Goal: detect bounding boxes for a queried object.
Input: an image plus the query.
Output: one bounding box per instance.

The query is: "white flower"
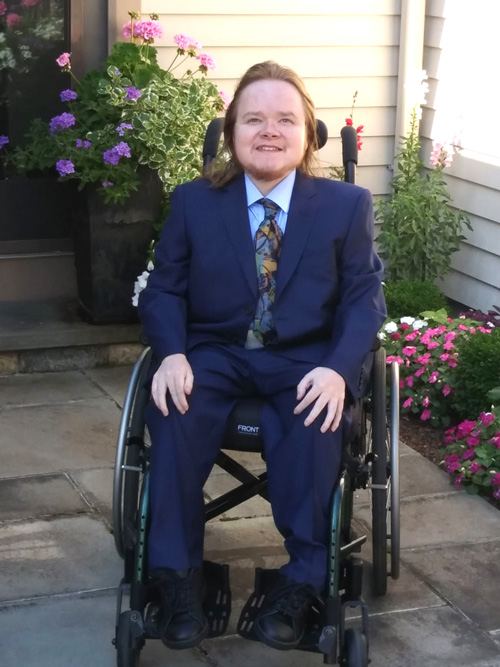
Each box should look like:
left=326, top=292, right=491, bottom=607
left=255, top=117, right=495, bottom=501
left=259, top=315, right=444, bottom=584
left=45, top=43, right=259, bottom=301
left=487, top=321, right=494, bottom=328
left=412, top=319, right=428, bottom=330
left=384, top=321, right=398, bottom=334
left=378, top=331, right=386, bottom=340
left=400, top=316, right=415, bottom=326
left=147, top=260, right=155, bottom=271
left=132, top=270, right=150, bottom=306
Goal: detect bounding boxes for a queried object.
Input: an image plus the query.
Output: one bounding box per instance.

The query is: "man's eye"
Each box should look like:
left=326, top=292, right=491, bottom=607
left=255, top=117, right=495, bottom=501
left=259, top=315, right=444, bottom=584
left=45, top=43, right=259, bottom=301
left=248, top=118, right=260, bottom=124
left=280, top=118, right=292, bottom=124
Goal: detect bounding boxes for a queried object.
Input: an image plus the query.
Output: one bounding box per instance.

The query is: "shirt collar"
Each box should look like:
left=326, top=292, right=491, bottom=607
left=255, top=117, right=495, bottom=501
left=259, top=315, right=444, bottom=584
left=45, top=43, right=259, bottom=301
left=244, top=170, right=296, bottom=214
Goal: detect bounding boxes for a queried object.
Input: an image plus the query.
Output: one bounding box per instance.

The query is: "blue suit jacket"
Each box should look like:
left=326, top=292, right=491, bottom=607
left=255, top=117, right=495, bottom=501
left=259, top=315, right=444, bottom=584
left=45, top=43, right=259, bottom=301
left=138, top=171, right=386, bottom=400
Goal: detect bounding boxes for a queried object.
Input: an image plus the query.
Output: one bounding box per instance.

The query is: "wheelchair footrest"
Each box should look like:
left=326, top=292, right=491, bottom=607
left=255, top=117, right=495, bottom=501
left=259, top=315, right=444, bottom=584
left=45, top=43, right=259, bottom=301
left=143, top=560, right=231, bottom=640
left=237, top=568, right=323, bottom=653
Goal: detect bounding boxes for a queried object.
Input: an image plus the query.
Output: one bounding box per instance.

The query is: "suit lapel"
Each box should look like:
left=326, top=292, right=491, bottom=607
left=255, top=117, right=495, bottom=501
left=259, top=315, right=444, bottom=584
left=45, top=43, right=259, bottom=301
left=276, top=172, right=317, bottom=300
left=220, top=175, right=258, bottom=296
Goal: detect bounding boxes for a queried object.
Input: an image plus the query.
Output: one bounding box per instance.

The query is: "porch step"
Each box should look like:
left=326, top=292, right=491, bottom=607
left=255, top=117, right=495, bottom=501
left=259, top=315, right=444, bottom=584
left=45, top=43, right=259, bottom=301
left=0, top=299, right=144, bottom=375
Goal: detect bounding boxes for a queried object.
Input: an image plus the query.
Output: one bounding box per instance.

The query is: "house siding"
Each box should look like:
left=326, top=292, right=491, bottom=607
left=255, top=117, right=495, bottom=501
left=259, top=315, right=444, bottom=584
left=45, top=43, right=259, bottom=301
left=131, top=0, right=401, bottom=197
left=422, top=0, right=500, bottom=311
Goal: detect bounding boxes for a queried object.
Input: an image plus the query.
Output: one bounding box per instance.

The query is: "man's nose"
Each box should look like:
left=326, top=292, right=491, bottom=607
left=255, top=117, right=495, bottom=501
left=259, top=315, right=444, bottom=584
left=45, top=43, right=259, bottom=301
left=261, top=120, right=279, bottom=136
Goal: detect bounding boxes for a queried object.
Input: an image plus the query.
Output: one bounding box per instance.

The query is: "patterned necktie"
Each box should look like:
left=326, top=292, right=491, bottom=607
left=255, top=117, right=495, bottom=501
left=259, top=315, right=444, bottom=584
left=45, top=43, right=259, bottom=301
left=252, top=198, right=283, bottom=344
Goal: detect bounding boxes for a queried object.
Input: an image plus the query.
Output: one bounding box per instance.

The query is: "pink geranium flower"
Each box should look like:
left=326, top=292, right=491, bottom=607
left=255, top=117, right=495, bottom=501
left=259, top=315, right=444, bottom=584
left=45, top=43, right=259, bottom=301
left=404, top=332, right=418, bottom=342
left=219, top=90, right=231, bottom=108
left=422, top=396, right=430, bottom=408
left=197, top=52, right=216, bottom=70
left=415, top=366, right=425, bottom=377
left=0, top=1, right=6, bottom=15
left=402, top=346, right=417, bottom=357
left=428, top=371, right=439, bottom=384
left=135, top=19, right=164, bottom=40
left=442, top=384, right=451, bottom=396
left=402, top=397, right=413, bottom=409
left=420, top=409, right=432, bottom=421
left=21, top=0, right=38, bottom=6
left=443, top=341, right=455, bottom=351
left=56, top=52, right=71, bottom=67
left=386, top=355, right=403, bottom=364
left=7, top=12, right=21, bottom=27
left=447, top=359, right=457, bottom=367
left=427, top=341, right=439, bottom=350
left=444, top=331, right=457, bottom=341
left=174, top=33, right=202, bottom=50
left=406, top=376, right=414, bottom=387
left=416, top=353, right=431, bottom=364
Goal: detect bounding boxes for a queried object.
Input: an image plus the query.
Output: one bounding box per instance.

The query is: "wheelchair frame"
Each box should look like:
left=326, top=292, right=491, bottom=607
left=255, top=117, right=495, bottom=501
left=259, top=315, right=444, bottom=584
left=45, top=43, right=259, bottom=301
left=111, top=119, right=400, bottom=667
left=112, top=345, right=400, bottom=667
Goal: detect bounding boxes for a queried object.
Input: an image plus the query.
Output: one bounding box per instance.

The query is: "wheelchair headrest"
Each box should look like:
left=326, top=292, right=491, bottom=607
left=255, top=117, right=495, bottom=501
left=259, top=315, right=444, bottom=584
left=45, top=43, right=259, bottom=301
left=203, top=117, right=328, bottom=166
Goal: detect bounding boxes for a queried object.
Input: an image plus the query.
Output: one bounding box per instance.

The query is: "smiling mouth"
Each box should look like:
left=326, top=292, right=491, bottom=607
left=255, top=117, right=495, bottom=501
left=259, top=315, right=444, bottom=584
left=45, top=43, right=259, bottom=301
left=256, top=146, right=282, bottom=151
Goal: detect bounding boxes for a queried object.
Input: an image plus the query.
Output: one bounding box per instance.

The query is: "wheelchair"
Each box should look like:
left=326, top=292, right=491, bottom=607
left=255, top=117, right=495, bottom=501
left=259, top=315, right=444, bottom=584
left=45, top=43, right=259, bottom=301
left=111, top=118, right=401, bottom=667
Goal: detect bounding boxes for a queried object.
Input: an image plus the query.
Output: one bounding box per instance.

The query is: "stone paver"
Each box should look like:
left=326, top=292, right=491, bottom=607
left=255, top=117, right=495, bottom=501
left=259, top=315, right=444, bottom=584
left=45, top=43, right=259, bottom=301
left=402, top=539, right=500, bottom=632
left=0, top=369, right=103, bottom=408
left=1, top=364, right=500, bottom=666
left=71, top=467, right=114, bottom=525
left=356, top=492, right=500, bottom=550
left=0, top=399, right=119, bottom=478
left=0, top=593, right=209, bottom=667
left=0, top=515, right=119, bottom=602
left=0, top=473, right=87, bottom=521
left=85, top=365, right=135, bottom=408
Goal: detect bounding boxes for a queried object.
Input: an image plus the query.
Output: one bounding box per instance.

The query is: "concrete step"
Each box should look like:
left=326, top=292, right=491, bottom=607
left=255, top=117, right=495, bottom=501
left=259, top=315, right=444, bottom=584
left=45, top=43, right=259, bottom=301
left=0, top=298, right=143, bottom=375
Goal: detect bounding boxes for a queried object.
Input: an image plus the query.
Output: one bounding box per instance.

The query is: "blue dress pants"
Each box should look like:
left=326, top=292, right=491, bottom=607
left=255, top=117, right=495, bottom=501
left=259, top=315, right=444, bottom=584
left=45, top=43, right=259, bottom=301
left=145, top=343, right=344, bottom=590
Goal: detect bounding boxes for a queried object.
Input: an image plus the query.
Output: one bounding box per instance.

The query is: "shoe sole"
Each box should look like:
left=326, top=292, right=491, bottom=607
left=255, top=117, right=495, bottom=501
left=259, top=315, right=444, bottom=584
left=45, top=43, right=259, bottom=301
left=161, top=620, right=209, bottom=650
left=254, top=622, right=302, bottom=651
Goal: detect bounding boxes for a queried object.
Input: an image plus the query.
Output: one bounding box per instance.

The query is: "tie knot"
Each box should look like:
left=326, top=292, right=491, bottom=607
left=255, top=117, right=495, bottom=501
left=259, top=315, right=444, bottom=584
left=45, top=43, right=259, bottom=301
left=257, top=198, right=279, bottom=220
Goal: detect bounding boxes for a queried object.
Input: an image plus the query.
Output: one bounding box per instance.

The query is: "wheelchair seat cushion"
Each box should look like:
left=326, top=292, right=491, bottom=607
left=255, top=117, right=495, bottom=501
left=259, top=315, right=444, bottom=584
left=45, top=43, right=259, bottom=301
left=221, top=397, right=265, bottom=452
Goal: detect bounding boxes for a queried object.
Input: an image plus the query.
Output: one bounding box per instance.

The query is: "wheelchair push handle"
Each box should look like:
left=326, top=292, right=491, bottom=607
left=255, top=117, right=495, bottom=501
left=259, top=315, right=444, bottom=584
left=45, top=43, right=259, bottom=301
left=341, top=124, right=358, bottom=185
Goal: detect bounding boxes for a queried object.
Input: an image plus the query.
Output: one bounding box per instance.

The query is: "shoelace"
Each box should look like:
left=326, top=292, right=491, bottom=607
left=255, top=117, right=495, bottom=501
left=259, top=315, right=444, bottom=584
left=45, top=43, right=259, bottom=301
left=267, top=580, right=318, bottom=618
left=159, top=575, right=197, bottom=613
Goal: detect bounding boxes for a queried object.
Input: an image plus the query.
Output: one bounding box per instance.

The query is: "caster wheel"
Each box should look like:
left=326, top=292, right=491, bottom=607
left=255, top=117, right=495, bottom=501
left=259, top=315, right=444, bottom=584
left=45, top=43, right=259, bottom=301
left=116, top=610, right=143, bottom=667
left=343, top=628, right=368, bottom=667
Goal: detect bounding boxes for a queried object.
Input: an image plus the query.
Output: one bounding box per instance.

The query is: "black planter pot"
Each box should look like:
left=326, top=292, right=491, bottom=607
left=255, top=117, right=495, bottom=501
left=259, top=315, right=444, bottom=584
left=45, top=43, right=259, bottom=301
left=73, top=168, right=162, bottom=324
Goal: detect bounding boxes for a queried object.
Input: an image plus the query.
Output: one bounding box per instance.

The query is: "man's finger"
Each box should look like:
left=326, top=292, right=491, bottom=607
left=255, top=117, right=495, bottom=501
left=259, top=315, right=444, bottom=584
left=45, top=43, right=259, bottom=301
left=304, top=395, right=328, bottom=427
left=294, top=385, right=319, bottom=415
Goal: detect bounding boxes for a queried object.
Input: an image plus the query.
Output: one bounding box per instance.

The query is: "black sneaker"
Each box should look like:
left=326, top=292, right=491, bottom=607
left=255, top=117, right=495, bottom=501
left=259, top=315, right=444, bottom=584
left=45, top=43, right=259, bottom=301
left=254, top=575, right=319, bottom=650
left=153, top=568, right=209, bottom=650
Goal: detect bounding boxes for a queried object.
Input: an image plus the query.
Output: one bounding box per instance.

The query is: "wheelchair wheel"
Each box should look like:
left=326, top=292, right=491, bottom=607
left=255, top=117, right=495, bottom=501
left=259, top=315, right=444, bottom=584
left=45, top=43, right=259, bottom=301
left=343, top=628, right=368, bottom=667
left=116, top=610, right=143, bottom=667
left=113, top=347, right=152, bottom=560
left=369, top=347, right=400, bottom=596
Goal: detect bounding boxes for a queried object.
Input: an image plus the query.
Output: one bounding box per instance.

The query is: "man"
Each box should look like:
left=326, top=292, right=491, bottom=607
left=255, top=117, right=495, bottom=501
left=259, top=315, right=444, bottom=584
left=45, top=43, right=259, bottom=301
left=138, top=61, right=385, bottom=652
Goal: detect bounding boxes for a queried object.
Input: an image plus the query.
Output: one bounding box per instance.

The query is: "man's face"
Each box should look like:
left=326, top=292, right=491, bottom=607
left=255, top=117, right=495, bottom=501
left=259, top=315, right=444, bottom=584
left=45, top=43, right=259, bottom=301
left=233, top=79, right=307, bottom=194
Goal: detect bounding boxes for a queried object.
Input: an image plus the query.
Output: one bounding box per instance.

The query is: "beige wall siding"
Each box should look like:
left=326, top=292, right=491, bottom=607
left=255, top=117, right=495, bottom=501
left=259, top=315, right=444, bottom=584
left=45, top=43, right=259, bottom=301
left=423, top=0, right=500, bottom=311
left=133, top=1, right=401, bottom=196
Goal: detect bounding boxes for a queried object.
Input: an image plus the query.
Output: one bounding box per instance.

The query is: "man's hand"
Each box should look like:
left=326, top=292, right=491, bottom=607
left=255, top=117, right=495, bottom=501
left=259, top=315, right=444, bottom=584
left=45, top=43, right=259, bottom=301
left=294, top=367, right=346, bottom=433
left=151, top=353, right=194, bottom=417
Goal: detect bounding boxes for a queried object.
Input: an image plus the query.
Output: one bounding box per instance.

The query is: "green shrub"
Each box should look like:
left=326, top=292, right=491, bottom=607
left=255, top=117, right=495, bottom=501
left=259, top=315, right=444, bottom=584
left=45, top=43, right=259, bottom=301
left=452, top=328, right=500, bottom=418
left=383, top=280, right=447, bottom=320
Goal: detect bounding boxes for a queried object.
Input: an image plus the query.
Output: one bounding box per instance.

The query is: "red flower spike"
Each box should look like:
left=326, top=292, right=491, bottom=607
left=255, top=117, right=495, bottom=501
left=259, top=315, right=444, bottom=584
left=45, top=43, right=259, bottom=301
left=345, top=118, right=353, bottom=126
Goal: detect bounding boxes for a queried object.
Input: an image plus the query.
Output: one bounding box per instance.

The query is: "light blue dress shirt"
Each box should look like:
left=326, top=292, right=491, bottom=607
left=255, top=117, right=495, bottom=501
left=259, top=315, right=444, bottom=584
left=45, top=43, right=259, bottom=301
left=244, top=170, right=296, bottom=348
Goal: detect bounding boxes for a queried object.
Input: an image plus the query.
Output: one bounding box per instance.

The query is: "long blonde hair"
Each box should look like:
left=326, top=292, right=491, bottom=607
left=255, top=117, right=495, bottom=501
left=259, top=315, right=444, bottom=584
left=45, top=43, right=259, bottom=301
left=209, top=61, right=318, bottom=187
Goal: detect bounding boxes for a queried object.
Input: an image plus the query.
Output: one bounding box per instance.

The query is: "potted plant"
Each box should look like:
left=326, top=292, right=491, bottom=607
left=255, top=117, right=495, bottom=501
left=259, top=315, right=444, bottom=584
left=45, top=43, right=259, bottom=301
left=7, top=12, right=227, bottom=323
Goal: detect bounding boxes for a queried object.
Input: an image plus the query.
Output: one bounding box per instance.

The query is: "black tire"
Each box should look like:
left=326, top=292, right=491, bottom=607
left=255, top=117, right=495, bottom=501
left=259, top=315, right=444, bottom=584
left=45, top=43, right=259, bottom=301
left=343, top=628, right=368, bottom=667
left=116, top=610, right=142, bottom=667
left=370, top=347, right=389, bottom=596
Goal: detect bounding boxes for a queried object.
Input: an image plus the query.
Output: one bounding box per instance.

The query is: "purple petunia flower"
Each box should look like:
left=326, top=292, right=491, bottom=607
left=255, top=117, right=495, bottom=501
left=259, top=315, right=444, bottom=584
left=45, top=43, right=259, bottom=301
left=103, top=142, right=131, bottom=166
left=50, top=113, right=76, bottom=135
left=115, top=141, right=131, bottom=158
left=0, top=135, right=9, bottom=149
left=60, top=89, right=77, bottom=102
left=124, top=86, right=142, bottom=101
left=116, top=123, right=133, bottom=137
left=102, top=181, right=114, bottom=187
left=56, top=159, right=75, bottom=176
left=76, top=139, right=91, bottom=149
